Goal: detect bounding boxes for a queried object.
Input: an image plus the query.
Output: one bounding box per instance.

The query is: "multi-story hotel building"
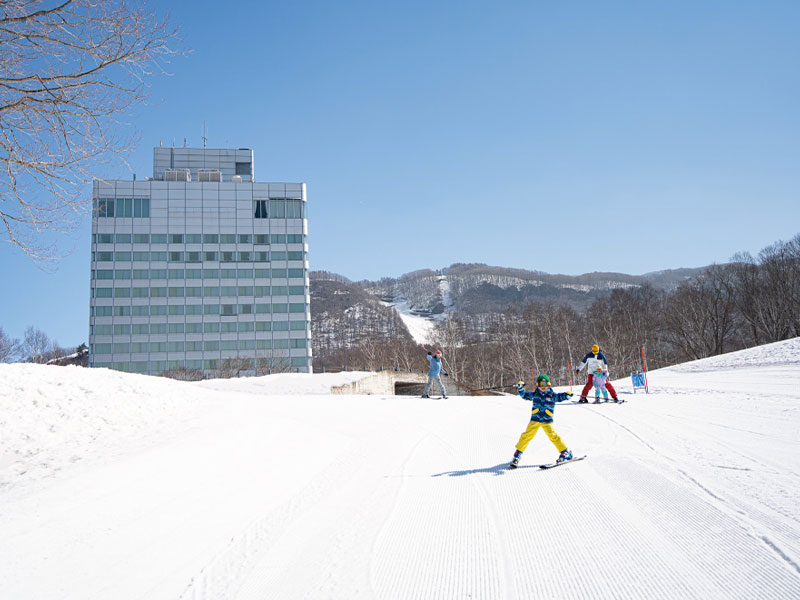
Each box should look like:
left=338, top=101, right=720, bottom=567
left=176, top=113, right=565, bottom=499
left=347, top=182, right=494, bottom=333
left=88, top=146, right=312, bottom=375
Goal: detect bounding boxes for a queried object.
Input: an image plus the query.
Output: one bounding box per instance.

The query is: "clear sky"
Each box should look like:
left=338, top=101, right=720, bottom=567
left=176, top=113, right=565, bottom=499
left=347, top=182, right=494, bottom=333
left=2, top=0, right=799, bottom=347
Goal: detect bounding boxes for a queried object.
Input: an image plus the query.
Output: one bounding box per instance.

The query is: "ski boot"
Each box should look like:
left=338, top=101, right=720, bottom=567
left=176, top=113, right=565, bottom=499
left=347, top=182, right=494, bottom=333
left=592, top=396, right=601, bottom=404
left=578, top=396, right=589, bottom=404
left=421, top=394, right=430, bottom=398
left=442, top=395, right=448, bottom=399
left=510, top=450, right=522, bottom=469
left=557, top=449, right=573, bottom=463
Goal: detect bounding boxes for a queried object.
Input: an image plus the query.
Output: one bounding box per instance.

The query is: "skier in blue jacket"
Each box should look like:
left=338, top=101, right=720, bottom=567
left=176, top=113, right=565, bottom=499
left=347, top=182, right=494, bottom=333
left=422, top=349, right=448, bottom=398
left=509, top=375, right=574, bottom=468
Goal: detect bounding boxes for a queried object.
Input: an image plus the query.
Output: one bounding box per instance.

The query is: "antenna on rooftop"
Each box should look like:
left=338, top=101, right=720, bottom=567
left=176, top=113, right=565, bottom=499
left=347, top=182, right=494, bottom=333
left=201, top=121, right=208, bottom=148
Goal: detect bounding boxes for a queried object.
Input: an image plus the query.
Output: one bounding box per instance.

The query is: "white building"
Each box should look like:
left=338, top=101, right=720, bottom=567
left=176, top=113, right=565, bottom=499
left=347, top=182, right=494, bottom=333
left=88, top=147, right=312, bottom=375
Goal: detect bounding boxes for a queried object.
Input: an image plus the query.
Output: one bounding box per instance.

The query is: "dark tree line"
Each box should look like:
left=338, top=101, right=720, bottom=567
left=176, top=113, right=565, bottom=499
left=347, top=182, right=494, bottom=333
left=315, top=235, right=800, bottom=389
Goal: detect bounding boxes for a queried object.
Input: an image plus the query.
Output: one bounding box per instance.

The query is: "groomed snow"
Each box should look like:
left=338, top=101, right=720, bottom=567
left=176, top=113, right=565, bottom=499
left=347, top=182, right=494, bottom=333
left=1, top=340, right=799, bottom=599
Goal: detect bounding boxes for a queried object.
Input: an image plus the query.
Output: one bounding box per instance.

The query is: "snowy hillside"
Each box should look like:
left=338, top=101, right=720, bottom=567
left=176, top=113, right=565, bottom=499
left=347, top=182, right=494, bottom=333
left=2, top=340, right=800, bottom=599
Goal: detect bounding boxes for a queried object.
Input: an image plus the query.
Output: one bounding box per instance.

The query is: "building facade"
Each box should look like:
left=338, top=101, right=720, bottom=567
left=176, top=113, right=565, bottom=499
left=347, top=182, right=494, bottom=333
left=88, top=147, right=312, bottom=375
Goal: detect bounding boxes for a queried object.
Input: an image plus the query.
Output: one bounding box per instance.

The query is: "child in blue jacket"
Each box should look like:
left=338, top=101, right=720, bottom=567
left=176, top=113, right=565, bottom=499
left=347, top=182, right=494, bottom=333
left=510, top=374, right=574, bottom=468
left=421, top=350, right=448, bottom=398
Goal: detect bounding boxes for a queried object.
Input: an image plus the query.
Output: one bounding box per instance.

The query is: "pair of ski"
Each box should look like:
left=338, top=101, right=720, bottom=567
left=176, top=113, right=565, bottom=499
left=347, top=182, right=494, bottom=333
left=509, top=455, right=587, bottom=470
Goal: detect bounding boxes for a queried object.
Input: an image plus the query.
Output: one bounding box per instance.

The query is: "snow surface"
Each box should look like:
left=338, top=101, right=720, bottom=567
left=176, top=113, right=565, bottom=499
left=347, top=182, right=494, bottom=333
left=2, top=340, right=800, bottom=599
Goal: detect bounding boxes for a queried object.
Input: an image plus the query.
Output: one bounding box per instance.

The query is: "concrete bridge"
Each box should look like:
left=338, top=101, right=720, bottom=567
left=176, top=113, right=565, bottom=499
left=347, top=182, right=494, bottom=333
left=331, top=371, right=482, bottom=396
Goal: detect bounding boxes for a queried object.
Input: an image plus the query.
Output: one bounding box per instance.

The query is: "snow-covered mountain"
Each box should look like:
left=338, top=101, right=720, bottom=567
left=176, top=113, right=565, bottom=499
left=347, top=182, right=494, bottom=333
left=311, top=263, right=706, bottom=345
left=2, top=338, right=799, bottom=599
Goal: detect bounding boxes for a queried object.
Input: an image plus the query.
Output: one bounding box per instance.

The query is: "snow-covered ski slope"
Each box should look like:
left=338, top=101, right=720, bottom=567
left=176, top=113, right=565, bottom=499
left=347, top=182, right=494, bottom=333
left=1, top=339, right=799, bottom=599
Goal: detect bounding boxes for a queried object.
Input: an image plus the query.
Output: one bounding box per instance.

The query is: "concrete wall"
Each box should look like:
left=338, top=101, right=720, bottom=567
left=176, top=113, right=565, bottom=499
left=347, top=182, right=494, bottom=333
left=331, top=371, right=473, bottom=396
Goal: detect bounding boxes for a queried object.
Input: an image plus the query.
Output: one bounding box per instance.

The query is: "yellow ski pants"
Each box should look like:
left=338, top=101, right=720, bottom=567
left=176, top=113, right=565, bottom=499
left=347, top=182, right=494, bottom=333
left=515, top=421, right=567, bottom=453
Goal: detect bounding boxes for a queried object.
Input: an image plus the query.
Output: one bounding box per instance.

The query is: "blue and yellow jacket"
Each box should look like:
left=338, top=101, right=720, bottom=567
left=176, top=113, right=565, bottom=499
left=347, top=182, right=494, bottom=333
left=518, top=387, right=571, bottom=423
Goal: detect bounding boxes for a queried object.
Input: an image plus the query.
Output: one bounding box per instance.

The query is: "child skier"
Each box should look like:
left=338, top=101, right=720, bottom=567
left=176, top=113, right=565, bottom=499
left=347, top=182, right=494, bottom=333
left=592, top=366, right=611, bottom=403
left=421, top=349, right=448, bottom=399
left=575, top=344, right=620, bottom=403
left=509, top=375, right=574, bottom=468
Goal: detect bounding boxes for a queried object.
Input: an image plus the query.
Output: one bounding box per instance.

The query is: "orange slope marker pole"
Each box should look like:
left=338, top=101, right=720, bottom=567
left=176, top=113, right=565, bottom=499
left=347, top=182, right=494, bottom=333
left=641, top=346, right=650, bottom=394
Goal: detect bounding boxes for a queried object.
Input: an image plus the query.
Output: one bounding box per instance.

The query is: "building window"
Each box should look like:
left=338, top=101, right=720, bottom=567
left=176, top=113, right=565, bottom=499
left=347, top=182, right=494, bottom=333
left=133, top=198, right=150, bottom=218
left=133, top=234, right=149, bottom=244
left=97, top=198, right=115, bottom=217
left=269, top=199, right=285, bottom=218
left=220, top=234, right=236, bottom=244
left=169, top=234, right=183, bottom=244
left=203, top=234, right=218, bottom=244
left=116, top=234, right=131, bottom=243
left=97, top=233, right=114, bottom=244
left=286, top=200, right=303, bottom=218
left=255, top=234, right=269, bottom=244
left=254, top=200, right=268, bottom=218
left=151, top=234, right=167, bottom=244
left=186, top=234, right=201, bottom=244
left=235, top=161, right=251, bottom=175
left=117, top=198, right=133, bottom=217
left=221, top=304, right=237, bottom=316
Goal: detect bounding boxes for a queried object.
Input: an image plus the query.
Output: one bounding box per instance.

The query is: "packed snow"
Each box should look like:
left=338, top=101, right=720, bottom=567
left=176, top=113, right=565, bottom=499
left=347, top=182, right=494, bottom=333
left=2, top=339, right=800, bottom=599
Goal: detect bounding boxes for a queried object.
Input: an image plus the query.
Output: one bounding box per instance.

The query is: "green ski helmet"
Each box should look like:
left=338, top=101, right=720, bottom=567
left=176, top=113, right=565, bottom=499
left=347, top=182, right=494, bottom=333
left=535, top=374, right=551, bottom=386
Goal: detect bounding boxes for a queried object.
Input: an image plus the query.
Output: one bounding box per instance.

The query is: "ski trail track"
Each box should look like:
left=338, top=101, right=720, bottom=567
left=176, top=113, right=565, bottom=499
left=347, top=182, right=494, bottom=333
left=174, top=392, right=800, bottom=600
left=579, top=387, right=800, bottom=570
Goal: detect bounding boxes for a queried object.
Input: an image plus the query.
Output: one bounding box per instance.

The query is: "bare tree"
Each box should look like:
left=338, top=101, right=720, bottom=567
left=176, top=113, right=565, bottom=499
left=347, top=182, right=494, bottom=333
left=22, top=325, right=51, bottom=363
left=0, top=0, right=181, bottom=259
left=0, top=325, right=20, bottom=362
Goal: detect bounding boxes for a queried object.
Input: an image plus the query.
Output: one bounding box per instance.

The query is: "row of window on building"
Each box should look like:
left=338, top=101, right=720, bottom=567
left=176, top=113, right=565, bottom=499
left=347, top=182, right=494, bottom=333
left=93, top=338, right=309, bottom=355
left=92, top=285, right=307, bottom=299
left=93, top=356, right=310, bottom=373
left=94, top=233, right=305, bottom=245
left=92, top=267, right=306, bottom=281
left=94, top=320, right=308, bottom=335
left=93, top=302, right=307, bottom=317
left=94, top=284, right=306, bottom=297
left=93, top=250, right=304, bottom=263
left=94, top=198, right=304, bottom=219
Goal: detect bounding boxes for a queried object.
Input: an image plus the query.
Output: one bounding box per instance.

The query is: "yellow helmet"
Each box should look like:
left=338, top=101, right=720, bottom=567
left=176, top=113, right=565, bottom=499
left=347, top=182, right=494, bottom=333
left=591, top=344, right=599, bottom=354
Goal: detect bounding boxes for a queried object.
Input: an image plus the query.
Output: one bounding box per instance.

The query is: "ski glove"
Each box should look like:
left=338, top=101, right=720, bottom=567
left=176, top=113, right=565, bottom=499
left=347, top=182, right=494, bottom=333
left=516, top=381, right=525, bottom=391
left=443, top=372, right=449, bottom=377
left=566, top=391, right=573, bottom=397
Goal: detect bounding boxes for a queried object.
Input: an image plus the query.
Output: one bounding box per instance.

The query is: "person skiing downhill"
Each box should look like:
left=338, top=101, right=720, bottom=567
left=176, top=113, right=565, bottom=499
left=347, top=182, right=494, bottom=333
left=509, top=375, right=574, bottom=468
left=575, top=344, right=619, bottom=403
left=422, top=349, right=448, bottom=398
left=591, top=366, right=611, bottom=403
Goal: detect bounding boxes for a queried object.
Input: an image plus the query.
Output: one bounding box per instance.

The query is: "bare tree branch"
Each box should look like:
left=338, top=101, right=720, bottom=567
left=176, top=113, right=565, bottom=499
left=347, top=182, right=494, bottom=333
left=0, top=0, right=183, bottom=260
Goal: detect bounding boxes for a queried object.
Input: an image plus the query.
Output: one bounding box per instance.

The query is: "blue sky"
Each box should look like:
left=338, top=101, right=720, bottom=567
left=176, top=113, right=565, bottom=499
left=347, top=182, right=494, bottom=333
left=2, top=0, right=799, bottom=346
